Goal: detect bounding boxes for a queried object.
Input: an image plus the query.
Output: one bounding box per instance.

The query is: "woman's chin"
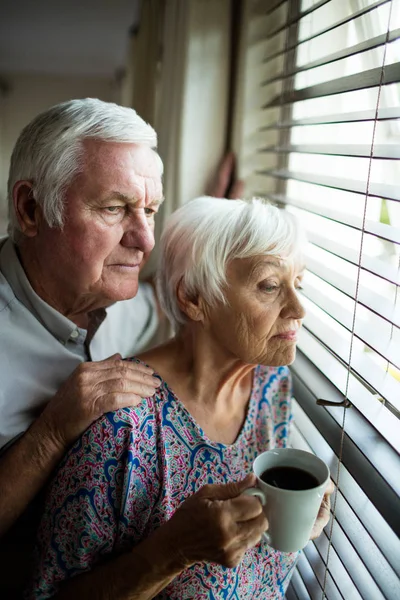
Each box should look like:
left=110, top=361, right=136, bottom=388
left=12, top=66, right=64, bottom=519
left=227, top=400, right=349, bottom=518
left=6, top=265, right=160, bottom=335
left=259, top=347, right=298, bottom=367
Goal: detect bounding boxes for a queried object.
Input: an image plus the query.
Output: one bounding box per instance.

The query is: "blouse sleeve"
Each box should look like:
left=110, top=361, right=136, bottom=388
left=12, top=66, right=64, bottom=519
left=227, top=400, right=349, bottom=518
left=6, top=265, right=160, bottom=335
left=28, top=401, right=160, bottom=599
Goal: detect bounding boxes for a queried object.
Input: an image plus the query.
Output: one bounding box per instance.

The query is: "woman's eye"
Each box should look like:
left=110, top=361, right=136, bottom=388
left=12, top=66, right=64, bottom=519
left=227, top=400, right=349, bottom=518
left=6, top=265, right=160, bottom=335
left=295, top=285, right=304, bottom=291
left=260, top=284, right=279, bottom=293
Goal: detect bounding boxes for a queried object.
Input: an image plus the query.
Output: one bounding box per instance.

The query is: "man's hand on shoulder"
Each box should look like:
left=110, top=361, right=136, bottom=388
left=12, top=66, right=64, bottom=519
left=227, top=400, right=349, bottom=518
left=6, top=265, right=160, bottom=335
left=39, top=356, right=161, bottom=449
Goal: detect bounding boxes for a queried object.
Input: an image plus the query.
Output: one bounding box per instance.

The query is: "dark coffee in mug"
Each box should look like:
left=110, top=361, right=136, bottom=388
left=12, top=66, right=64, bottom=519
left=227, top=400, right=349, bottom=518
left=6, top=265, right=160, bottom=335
left=260, top=465, right=319, bottom=491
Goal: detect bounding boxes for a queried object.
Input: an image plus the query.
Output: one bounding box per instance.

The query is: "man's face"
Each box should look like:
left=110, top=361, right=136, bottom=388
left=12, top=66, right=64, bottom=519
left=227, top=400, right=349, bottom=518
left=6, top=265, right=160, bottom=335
left=35, top=140, right=163, bottom=309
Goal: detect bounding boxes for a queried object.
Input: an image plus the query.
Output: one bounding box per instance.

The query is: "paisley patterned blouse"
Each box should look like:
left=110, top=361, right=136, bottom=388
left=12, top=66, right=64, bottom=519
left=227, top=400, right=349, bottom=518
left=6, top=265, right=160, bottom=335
left=28, top=361, right=298, bottom=599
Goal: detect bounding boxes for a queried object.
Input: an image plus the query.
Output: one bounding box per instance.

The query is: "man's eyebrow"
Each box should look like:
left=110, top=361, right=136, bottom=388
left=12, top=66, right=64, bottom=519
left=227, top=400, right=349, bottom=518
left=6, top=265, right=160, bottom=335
left=151, top=196, right=165, bottom=207
left=101, top=192, right=165, bottom=206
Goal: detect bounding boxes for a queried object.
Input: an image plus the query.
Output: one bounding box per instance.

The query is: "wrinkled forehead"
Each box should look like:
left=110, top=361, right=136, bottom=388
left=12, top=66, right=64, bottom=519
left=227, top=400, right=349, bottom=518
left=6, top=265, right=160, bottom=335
left=64, top=140, right=163, bottom=208
left=81, top=139, right=163, bottom=176
left=228, top=254, right=306, bottom=282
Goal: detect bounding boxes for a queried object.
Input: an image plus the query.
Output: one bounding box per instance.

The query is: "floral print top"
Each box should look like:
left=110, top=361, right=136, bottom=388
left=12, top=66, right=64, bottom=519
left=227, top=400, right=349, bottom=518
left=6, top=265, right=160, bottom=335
left=28, top=361, right=298, bottom=599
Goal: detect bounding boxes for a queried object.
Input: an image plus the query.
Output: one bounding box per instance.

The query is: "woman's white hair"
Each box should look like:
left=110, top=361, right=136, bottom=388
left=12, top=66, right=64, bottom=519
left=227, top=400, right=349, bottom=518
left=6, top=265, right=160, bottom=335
left=157, top=196, right=305, bottom=330
left=7, top=97, right=163, bottom=242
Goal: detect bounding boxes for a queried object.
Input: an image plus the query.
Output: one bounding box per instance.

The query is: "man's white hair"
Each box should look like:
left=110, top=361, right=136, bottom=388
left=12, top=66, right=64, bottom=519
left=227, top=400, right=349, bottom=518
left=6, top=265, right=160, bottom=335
left=7, top=97, right=163, bottom=242
left=157, top=196, right=305, bottom=330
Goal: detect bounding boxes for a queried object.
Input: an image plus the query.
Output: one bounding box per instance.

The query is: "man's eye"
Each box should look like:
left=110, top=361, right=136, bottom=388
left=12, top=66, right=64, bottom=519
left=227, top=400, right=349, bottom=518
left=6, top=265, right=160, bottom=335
left=144, top=207, right=156, bottom=216
left=105, top=206, right=123, bottom=213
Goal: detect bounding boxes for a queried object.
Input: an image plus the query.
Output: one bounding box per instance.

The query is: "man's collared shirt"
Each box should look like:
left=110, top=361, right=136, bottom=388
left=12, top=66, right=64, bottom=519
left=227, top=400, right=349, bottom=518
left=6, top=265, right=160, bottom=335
left=0, top=237, right=159, bottom=451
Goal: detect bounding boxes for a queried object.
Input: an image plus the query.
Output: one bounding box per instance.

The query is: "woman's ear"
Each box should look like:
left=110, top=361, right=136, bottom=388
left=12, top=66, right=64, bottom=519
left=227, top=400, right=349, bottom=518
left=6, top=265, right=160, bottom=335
left=13, top=181, right=41, bottom=238
left=176, top=278, right=205, bottom=322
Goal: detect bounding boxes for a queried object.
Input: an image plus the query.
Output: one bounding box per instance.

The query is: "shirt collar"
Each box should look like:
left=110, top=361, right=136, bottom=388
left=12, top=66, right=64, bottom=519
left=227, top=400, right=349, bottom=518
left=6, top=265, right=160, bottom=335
left=0, top=238, right=86, bottom=344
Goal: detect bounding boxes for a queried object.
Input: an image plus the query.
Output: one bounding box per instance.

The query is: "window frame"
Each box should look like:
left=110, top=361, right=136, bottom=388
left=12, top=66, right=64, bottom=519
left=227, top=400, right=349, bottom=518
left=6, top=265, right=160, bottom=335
left=231, top=0, right=400, bottom=597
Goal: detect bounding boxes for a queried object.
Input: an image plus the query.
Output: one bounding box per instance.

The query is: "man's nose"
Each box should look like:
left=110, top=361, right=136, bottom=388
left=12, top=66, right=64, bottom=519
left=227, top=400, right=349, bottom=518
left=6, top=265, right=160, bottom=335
left=121, top=213, right=155, bottom=254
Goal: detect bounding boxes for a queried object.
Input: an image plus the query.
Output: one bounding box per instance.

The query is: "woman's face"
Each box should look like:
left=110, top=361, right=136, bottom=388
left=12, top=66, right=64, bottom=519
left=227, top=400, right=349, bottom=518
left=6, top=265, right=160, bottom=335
left=203, top=255, right=306, bottom=367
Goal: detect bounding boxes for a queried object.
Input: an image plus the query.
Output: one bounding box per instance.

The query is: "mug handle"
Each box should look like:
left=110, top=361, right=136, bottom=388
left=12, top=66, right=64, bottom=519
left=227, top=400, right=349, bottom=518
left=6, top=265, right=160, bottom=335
left=242, top=487, right=271, bottom=544
left=242, top=487, right=266, bottom=505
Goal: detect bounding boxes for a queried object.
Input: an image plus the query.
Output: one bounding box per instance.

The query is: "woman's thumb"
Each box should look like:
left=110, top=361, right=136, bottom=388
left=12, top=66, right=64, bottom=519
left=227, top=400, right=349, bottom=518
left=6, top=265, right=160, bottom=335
left=200, top=474, right=256, bottom=501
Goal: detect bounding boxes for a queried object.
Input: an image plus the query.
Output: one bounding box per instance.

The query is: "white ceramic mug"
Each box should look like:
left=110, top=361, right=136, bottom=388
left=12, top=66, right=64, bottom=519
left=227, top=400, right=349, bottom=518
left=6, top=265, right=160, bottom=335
left=243, top=448, right=330, bottom=553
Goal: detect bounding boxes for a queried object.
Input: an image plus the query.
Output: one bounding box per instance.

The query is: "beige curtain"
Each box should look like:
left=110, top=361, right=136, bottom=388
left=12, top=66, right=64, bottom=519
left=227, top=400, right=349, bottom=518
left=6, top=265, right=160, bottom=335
left=120, top=0, right=164, bottom=125
left=121, top=0, right=233, bottom=275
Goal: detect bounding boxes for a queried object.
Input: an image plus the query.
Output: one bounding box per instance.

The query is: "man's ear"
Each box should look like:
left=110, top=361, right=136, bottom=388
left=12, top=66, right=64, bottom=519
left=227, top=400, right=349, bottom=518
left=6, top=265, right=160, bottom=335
left=13, top=181, right=41, bottom=238
left=176, top=278, right=205, bottom=322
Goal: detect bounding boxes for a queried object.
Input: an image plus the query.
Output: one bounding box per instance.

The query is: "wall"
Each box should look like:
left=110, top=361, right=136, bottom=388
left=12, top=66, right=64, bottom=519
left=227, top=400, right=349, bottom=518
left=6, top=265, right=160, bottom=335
left=0, top=72, right=118, bottom=234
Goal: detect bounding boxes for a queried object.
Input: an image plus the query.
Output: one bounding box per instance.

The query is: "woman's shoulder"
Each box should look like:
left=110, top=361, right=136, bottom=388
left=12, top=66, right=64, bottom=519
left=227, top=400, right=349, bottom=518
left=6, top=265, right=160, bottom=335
left=64, top=359, right=168, bottom=467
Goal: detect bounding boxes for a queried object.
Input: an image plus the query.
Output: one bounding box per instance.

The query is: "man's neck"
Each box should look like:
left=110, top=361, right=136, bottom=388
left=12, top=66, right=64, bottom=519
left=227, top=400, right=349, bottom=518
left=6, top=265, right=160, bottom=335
left=17, top=243, right=97, bottom=329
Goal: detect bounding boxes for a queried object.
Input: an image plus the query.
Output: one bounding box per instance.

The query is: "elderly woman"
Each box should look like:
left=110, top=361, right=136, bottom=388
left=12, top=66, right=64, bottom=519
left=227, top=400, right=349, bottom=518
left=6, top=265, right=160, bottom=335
left=29, top=197, right=331, bottom=599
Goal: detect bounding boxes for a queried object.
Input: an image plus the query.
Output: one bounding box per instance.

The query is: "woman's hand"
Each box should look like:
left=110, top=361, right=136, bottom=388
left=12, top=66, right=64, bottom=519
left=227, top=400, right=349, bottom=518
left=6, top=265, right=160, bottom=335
left=157, top=474, right=268, bottom=569
left=310, top=479, right=335, bottom=540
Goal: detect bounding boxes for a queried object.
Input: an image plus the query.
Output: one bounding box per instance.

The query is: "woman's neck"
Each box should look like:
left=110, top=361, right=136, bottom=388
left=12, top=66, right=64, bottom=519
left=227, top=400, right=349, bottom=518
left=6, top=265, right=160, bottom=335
left=138, top=331, right=255, bottom=444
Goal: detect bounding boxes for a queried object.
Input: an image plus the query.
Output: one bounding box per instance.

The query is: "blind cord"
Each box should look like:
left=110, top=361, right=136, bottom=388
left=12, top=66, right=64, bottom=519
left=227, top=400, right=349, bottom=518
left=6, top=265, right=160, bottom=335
left=321, top=0, right=394, bottom=597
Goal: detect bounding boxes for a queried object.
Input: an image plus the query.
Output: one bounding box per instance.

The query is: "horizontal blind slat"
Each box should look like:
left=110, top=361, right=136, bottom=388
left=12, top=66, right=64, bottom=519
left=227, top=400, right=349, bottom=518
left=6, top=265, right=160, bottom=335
left=263, top=63, right=400, bottom=105
left=300, top=281, right=400, bottom=369
left=305, top=235, right=400, bottom=285
left=261, top=0, right=288, bottom=17
left=260, top=143, right=400, bottom=159
left=253, top=170, right=400, bottom=201
left=267, top=193, right=400, bottom=244
left=291, top=399, right=400, bottom=523
left=260, top=107, right=400, bottom=128
left=296, top=552, right=327, bottom=598
left=301, top=311, right=400, bottom=411
left=333, top=493, right=400, bottom=596
left=261, top=0, right=390, bottom=63
left=290, top=395, right=400, bottom=578
left=291, top=402, right=400, bottom=595
left=312, top=531, right=366, bottom=600
left=305, top=254, right=400, bottom=327
left=262, top=28, right=400, bottom=85
left=303, top=543, right=344, bottom=600
left=294, top=334, right=400, bottom=449
left=285, top=585, right=300, bottom=600
left=291, top=354, right=400, bottom=525
left=256, top=0, right=330, bottom=40
left=289, top=570, right=310, bottom=600
left=290, top=425, right=388, bottom=599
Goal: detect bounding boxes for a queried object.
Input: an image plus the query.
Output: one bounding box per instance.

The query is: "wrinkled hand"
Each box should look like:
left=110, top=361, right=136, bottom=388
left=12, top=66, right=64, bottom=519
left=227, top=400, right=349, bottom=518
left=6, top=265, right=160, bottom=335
left=39, top=355, right=161, bottom=448
left=207, top=152, right=245, bottom=199
left=310, top=479, right=335, bottom=540
left=161, top=474, right=268, bottom=569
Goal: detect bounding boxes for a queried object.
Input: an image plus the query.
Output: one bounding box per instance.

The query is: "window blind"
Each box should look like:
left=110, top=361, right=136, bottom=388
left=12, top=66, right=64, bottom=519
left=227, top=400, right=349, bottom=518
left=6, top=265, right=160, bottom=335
left=233, top=0, right=400, bottom=598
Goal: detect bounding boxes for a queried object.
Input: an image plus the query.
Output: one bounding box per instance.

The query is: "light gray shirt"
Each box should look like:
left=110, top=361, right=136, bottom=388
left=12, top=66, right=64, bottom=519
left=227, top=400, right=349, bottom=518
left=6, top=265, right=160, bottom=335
left=0, top=238, right=159, bottom=450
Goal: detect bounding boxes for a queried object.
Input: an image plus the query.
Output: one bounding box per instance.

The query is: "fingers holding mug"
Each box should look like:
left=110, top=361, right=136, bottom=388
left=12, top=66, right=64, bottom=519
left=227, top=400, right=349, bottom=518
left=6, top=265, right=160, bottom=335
left=241, top=487, right=271, bottom=544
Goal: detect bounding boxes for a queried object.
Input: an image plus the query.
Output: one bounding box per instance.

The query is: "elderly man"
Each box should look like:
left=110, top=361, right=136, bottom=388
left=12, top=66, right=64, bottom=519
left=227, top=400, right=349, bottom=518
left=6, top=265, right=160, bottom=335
left=0, top=98, right=166, bottom=597
left=0, top=98, right=245, bottom=598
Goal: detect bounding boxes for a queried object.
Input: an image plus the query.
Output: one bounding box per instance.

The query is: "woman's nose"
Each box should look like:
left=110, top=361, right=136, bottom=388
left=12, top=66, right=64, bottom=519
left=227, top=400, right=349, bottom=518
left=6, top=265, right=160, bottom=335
left=282, top=288, right=306, bottom=320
